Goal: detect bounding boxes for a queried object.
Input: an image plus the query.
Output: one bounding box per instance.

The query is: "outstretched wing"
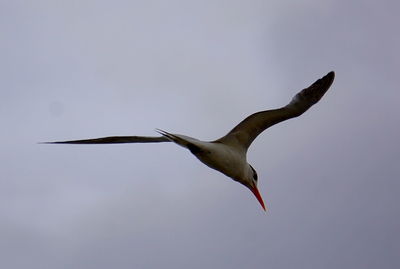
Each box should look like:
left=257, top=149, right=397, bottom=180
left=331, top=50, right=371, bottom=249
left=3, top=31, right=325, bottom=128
left=42, top=135, right=170, bottom=144
left=216, top=71, right=335, bottom=151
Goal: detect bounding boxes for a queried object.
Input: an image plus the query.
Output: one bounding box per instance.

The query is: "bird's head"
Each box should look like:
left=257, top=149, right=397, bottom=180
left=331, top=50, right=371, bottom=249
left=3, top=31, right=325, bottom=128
left=244, top=165, right=266, bottom=211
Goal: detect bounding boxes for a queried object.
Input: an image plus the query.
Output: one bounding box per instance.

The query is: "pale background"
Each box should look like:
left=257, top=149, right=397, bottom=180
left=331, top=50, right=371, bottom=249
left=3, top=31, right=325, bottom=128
left=1, top=0, right=399, bottom=268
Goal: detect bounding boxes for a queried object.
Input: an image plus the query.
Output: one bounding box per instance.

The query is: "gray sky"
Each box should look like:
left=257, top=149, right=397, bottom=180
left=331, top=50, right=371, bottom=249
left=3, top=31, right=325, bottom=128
left=1, top=0, right=399, bottom=268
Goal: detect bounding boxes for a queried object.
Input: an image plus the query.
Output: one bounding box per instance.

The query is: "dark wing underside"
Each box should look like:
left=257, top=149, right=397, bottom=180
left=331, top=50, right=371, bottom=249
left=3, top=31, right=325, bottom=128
left=43, top=72, right=334, bottom=147
left=216, top=71, right=335, bottom=151
left=42, top=135, right=170, bottom=144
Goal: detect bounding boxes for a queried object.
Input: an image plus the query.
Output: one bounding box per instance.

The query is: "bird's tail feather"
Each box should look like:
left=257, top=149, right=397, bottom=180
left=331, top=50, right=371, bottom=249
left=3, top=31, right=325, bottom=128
left=155, top=129, right=203, bottom=154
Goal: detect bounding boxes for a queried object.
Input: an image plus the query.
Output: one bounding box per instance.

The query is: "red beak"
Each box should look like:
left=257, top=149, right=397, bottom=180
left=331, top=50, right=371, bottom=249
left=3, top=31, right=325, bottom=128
left=250, top=185, right=266, bottom=211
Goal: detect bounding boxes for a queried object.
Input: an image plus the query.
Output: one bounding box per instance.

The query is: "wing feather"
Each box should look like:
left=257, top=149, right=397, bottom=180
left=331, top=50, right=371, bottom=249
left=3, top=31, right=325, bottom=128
left=41, top=135, right=170, bottom=144
left=216, top=71, right=335, bottom=151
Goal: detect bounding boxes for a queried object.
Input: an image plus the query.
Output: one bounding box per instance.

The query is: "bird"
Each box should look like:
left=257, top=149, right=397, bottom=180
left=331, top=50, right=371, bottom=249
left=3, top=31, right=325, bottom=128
left=44, top=71, right=335, bottom=211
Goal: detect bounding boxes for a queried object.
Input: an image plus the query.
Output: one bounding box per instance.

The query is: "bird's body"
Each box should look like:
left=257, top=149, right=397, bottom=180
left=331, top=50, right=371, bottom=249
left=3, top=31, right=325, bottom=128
left=161, top=133, right=249, bottom=182
left=44, top=71, right=335, bottom=211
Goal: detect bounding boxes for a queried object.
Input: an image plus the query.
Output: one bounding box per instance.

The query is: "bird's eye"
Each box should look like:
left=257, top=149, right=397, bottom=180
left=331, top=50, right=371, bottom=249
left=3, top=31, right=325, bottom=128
left=253, top=172, right=258, bottom=181
left=250, top=165, right=258, bottom=181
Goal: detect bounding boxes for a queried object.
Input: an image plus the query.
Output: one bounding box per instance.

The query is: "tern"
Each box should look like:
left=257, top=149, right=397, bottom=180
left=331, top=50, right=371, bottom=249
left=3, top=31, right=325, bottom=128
left=44, top=71, right=335, bottom=211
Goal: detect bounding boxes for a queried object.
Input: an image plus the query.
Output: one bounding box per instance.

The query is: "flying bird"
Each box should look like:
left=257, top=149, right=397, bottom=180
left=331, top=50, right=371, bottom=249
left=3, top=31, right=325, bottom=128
left=44, top=71, right=335, bottom=211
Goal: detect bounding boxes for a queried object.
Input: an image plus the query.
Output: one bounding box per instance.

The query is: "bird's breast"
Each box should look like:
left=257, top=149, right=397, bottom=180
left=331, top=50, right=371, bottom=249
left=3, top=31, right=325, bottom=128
left=191, top=142, right=247, bottom=180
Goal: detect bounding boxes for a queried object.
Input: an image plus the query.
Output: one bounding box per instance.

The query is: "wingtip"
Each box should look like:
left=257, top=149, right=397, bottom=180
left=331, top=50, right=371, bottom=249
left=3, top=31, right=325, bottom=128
left=326, top=71, right=335, bottom=81
left=38, top=141, right=66, bottom=144
left=319, top=71, right=335, bottom=89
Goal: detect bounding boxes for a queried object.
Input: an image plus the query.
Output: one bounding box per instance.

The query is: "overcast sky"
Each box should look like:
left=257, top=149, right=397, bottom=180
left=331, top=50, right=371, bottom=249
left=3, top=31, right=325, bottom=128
left=1, top=0, right=399, bottom=268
